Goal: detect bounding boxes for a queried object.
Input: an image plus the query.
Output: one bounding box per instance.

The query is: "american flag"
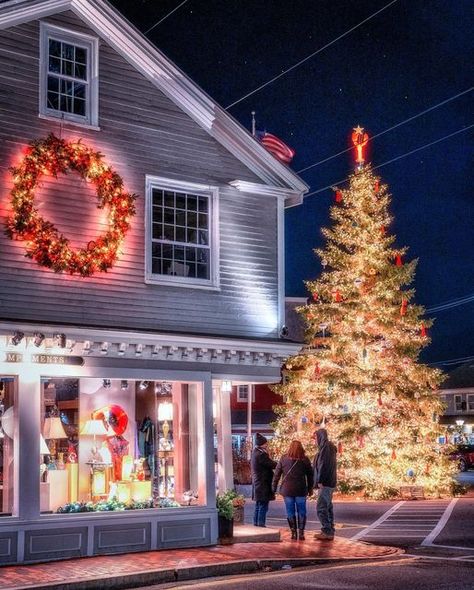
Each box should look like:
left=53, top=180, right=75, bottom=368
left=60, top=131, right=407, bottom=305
left=256, top=131, right=295, bottom=164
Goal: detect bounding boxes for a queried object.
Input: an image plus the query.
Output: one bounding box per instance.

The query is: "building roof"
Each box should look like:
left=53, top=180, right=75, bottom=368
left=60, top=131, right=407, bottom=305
left=0, top=0, right=308, bottom=206
left=441, top=362, right=474, bottom=390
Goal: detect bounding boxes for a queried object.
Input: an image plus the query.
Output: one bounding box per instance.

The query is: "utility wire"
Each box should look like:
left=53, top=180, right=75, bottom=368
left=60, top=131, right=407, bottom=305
left=429, top=355, right=474, bottom=367
left=225, top=0, right=399, bottom=109
left=144, top=0, right=190, bottom=35
left=297, top=87, right=474, bottom=173
left=303, top=124, right=474, bottom=198
left=427, top=293, right=474, bottom=313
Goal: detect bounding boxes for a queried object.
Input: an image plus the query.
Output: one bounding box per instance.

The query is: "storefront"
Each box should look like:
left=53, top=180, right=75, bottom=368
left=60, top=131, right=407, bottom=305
left=0, top=322, right=298, bottom=564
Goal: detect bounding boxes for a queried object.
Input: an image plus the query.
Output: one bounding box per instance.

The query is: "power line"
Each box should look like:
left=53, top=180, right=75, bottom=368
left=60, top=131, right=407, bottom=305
left=429, top=355, right=474, bottom=367
left=297, top=87, right=474, bottom=174
left=144, top=0, right=190, bottom=35
left=303, top=124, right=474, bottom=198
left=427, top=293, right=474, bottom=313
left=225, top=0, right=399, bottom=109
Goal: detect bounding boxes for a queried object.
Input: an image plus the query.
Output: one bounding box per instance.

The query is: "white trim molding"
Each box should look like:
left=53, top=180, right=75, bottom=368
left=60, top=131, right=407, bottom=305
left=229, top=180, right=303, bottom=208
left=144, top=176, right=220, bottom=290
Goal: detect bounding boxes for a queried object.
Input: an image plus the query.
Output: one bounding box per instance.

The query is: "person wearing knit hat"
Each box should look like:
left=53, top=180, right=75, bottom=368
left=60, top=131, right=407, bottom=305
left=251, top=433, right=277, bottom=527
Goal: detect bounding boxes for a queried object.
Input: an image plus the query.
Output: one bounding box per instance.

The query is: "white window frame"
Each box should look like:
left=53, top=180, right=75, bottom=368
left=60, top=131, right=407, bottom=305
left=454, top=394, right=463, bottom=412
left=237, top=385, right=255, bottom=403
left=467, top=394, right=474, bottom=412
left=39, top=22, right=99, bottom=128
left=145, top=176, right=220, bottom=290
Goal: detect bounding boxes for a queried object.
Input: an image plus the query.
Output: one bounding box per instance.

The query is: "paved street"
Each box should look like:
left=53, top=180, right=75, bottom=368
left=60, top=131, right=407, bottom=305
left=151, top=559, right=474, bottom=590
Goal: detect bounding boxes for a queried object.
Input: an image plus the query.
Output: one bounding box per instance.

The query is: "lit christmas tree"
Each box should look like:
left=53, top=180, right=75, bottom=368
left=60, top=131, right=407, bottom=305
left=273, top=128, right=456, bottom=499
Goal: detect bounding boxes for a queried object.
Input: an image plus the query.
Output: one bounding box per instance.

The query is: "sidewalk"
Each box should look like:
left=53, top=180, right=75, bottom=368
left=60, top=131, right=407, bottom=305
left=0, top=529, right=402, bottom=590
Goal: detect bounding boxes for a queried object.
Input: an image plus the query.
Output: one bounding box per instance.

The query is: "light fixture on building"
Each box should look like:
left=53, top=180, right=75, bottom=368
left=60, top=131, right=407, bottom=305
left=155, top=382, right=172, bottom=395
left=118, top=342, right=128, bottom=356
left=280, top=325, right=289, bottom=338
left=456, top=419, right=465, bottom=427
left=158, top=401, right=173, bottom=439
left=220, top=380, right=232, bottom=393
left=102, top=379, right=112, bottom=389
left=100, top=342, right=109, bottom=354
left=11, top=331, right=24, bottom=346
left=53, top=333, right=66, bottom=348
left=139, top=380, right=150, bottom=391
left=33, top=332, right=45, bottom=347
left=120, top=380, right=129, bottom=390
left=135, top=343, right=144, bottom=356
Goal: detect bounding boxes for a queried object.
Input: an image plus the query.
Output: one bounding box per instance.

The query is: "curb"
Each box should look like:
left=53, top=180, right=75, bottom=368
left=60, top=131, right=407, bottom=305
left=4, top=551, right=404, bottom=590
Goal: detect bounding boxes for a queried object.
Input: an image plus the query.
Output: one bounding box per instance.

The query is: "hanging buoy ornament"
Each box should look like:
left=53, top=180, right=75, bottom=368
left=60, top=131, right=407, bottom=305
left=335, top=189, right=343, bottom=203
left=314, top=363, right=321, bottom=377
left=333, top=289, right=342, bottom=302
left=395, top=254, right=403, bottom=267
left=374, top=179, right=380, bottom=193
left=337, top=442, right=343, bottom=454
left=391, top=449, right=397, bottom=461
left=400, top=298, right=408, bottom=316
left=421, top=324, right=427, bottom=337
left=377, top=393, right=383, bottom=406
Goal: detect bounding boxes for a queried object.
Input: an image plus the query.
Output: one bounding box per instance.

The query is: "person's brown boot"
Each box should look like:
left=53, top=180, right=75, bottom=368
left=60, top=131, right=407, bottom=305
left=287, top=517, right=298, bottom=540
left=313, top=531, right=335, bottom=540
left=297, top=515, right=306, bottom=540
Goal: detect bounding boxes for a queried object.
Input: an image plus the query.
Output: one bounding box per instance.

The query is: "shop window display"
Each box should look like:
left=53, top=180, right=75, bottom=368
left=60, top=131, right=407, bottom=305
left=40, top=378, right=205, bottom=513
left=0, top=378, right=16, bottom=516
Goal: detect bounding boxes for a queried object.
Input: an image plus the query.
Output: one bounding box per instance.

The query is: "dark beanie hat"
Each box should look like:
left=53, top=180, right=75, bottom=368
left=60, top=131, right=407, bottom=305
left=255, top=432, right=268, bottom=446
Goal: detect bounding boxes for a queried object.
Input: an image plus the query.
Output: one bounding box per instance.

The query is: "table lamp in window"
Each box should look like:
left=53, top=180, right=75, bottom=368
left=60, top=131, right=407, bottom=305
left=158, top=401, right=173, bottom=440
left=43, top=409, right=67, bottom=462
left=80, top=418, right=109, bottom=461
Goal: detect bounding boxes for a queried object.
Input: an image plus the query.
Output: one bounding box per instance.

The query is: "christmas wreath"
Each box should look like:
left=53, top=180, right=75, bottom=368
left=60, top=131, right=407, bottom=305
left=5, top=134, right=137, bottom=276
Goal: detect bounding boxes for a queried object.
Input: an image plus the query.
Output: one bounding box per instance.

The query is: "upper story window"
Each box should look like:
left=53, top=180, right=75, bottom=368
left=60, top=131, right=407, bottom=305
left=468, top=394, right=474, bottom=411
left=40, top=23, right=99, bottom=127
left=145, top=177, right=219, bottom=289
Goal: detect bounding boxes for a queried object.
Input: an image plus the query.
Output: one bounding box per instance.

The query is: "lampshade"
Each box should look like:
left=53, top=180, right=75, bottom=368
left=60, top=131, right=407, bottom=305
left=80, top=419, right=110, bottom=436
left=43, top=416, right=67, bottom=439
left=158, top=401, right=173, bottom=422
left=220, top=380, right=232, bottom=393
left=40, top=435, right=50, bottom=455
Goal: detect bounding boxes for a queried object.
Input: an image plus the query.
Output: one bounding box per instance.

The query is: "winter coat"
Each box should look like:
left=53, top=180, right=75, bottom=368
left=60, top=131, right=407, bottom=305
left=272, top=455, right=314, bottom=497
left=313, top=429, right=337, bottom=488
left=251, top=446, right=277, bottom=502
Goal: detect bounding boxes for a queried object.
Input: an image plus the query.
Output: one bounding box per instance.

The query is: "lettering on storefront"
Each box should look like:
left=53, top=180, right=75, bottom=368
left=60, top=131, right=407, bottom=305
left=30, top=354, right=84, bottom=366
left=5, top=352, right=23, bottom=362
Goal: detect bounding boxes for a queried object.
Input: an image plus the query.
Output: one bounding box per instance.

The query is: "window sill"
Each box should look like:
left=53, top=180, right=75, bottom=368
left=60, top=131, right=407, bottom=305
left=145, top=275, right=220, bottom=292
left=38, top=113, right=101, bottom=132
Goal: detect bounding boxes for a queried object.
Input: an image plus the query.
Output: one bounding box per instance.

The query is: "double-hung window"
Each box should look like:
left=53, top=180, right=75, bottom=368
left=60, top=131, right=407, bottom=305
left=40, top=23, right=98, bottom=127
left=237, top=385, right=255, bottom=403
left=146, top=177, right=219, bottom=288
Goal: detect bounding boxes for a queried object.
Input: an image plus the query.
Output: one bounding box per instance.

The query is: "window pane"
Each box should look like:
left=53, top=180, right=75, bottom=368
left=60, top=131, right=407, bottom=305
left=49, top=39, right=61, bottom=57
left=186, top=195, right=197, bottom=211
left=187, top=211, right=197, bottom=228
left=49, top=56, right=61, bottom=73
left=174, top=246, right=184, bottom=262
left=164, top=209, right=174, bottom=225
left=47, top=91, right=59, bottom=110
left=60, top=79, right=73, bottom=96
left=152, top=223, right=163, bottom=240
left=198, top=213, right=208, bottom=230
left=73, top=98, right=86, bottom=116
left=61, top=42, right=74, bottom=61
left=73, top=82, right=86, bottom=99
left=163, top=224, right=174, bottom=241
left=186, top=228, right=198, bottom=244
left=176, top=211, right=185, bottom=227
left=74, top=63, right=87, bottom=80
left=152, top=207, right=163, bottom=224
left=175, top=226, right=185, bottom=243
left=175, top=192, right=186, bottom=209
left=152, top=189, right=163, bottom=207
left=198, top=229, right=209, bottom=246
left=0, top=377, right=17, bottom=516
left=75, top=46, right=86, bottom=65
left=198, top=197, right=208, bottom=212
left=62, top=59, right=74, bottom=77
left=60, top=94, right=72, bottom=112
left=164, top=191, right=174, bottom=207
left=197, top=263, right=209, bottom=279
left=47, top=76, right=59, bottom=92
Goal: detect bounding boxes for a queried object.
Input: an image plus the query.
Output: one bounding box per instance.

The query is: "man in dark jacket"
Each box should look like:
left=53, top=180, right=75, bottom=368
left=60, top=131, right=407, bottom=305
left=251, top=433, right=277, bottom=527
left=312, top=428, right=337, bottom=540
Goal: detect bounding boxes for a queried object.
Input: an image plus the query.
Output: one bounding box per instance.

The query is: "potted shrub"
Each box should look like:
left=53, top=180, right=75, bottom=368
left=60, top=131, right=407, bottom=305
left=227, top=490, right=245, bottom=525
left=216, top=491, right=235, bottom=538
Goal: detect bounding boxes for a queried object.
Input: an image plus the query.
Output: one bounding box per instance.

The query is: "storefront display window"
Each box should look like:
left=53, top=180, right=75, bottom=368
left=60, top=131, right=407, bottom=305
left=40, top=378, right=205, bottom=513
left=0, top=377, right=16, bottom=516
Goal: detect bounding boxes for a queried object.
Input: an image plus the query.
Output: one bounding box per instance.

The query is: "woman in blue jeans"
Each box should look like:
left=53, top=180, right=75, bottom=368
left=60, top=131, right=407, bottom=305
left=272, top=440, right=313, bottom=540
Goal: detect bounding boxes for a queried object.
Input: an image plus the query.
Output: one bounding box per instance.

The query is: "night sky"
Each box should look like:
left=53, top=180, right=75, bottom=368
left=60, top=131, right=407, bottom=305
left=110, top=0, right=473, bottom=367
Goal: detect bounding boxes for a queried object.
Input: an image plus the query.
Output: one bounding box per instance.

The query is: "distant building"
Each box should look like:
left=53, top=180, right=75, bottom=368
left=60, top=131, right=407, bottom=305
left=439, top=362, right=474, bottom=443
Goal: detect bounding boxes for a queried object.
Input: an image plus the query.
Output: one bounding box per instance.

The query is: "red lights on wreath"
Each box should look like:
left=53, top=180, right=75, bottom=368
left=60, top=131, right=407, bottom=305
left=5, top=134, right=137, bottom=277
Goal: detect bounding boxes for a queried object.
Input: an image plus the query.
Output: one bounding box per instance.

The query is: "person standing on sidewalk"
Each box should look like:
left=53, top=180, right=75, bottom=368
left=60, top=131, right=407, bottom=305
left=272, top=440, right=313, bottom=540
left=313, top=428, right=337, bottom=540
left=251, top=433, right=277, bottom=527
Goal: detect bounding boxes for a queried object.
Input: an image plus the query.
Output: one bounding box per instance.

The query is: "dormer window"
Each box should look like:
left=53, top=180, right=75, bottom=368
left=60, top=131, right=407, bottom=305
left=40, top=23, right=98, bottom=127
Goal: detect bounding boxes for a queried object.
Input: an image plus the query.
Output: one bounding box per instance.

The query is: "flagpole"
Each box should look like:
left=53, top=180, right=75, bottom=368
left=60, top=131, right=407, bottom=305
left=251, top=111, right=256, bottom=137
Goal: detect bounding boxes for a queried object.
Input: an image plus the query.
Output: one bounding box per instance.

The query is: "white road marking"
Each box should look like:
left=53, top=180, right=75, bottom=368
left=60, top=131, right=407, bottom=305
left=350, top=501, right=405, bottom=540
left=420, top=498, right=458, bottom=546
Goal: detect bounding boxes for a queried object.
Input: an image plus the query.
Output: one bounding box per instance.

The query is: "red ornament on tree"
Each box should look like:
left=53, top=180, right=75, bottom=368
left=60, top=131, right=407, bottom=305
left=377, top=393, right=383, bottom=407
left=335, top=189, right=343, bottom=203
left=374, top=180, right=380, bottom=193
left=314, top=363, right=321, bottom=377
left=395, top=254, right=403, bottom=267
left=400, top=298, right=408, bottom=316
left=421, top=324, right=427, bottom=338
left=337, top=442, right=343, bottom=454
left=358, top=435, right=365, bottom=448
left=333, top=289, right=342, bottom=302
left=380, top=225, right=386, bottom=235
left=391, top=449, right=397, bottom=461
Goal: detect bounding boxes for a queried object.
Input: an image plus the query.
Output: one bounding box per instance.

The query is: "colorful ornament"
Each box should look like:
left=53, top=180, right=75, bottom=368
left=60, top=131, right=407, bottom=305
left=421, top=324, right=427, bottom=338
left=5, top=134, right=137, bottom=276
left=406, top=468, right=415, bottom=478
left=337, top=441, right=343, bottom=454
left=358, top=435, right=365, bottom=448
left=354, top=277, right=363, bottom=288
left=335, top=189, right=343, bottom=203
left=374, top=179, right=380, bottom=193
left=377, top=393, right=383, bottom=406
left=395, top=254, right=403, bottom=267
left=314, top=363, right=321, bottom=377
left=400, top=298, right=408, bottom=316
left=391, top=449, right=397, bottom=461
left=333, top=289, right=342, bottom=302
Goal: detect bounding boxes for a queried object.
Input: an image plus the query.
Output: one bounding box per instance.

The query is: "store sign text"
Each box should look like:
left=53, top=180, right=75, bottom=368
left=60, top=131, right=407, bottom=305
left=3, top=353, right=84, bottom=366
